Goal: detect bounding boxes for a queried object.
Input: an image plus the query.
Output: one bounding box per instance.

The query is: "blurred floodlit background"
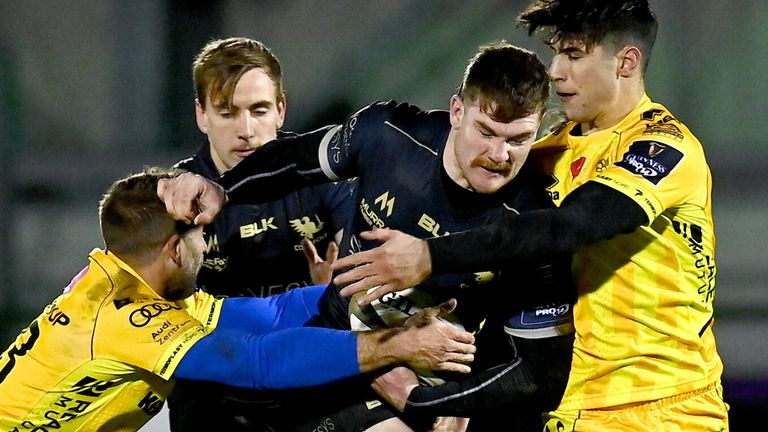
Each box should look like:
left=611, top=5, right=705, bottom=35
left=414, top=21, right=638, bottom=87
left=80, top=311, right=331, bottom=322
left=0, top=1, right=765, bottom=429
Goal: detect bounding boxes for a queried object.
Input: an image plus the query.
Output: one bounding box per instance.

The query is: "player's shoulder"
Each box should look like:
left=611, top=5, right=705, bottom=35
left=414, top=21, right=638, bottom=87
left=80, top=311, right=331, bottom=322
left=174, top=156, right=196, bottom=171
left=530, top=119, right=573, bottom=158
left=618, top=101, right=707, bottom=176
left=628, top=101, right=701, bottom=148
left=174, top=145, right=219, bottom=179
left=109, top=293, right=187, bottom=327
left=346, top=100, right=448, bottom=156
left=358, top=99, right=418, bottom=118
left=354, top=100, right=445, bottom=128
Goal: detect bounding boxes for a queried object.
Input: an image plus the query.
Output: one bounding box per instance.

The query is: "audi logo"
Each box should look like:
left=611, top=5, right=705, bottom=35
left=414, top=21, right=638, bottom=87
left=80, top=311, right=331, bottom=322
left=129, top=303, right=182, bottom=327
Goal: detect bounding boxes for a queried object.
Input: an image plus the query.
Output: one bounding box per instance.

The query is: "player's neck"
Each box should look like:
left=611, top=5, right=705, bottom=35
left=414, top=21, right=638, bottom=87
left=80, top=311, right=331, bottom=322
left=120, top=251, right=172, bottom=299
left=579, top=80, right=645, bottom=135
left=442, top=132, right=471, bottom=190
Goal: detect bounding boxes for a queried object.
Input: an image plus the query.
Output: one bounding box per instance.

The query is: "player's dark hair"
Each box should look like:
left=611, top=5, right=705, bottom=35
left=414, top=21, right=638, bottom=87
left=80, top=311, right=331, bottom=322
left=518, top=0, right=658, bottom=72
left=99, top=167, right=192, bottom=260
left=193, top=37, right=284, bottom=110
left=458, top=42, right=549, bottom=122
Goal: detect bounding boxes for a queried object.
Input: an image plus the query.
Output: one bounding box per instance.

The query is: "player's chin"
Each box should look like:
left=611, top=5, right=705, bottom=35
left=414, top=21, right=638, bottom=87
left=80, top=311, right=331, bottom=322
left=470, top=172, right=511, bottom=194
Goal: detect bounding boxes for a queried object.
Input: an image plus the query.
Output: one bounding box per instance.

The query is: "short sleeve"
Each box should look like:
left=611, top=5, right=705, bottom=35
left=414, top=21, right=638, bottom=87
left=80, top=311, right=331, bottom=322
left=95, top=293, right=224, bottom=380
left=591, top=135, right=706, bottom=223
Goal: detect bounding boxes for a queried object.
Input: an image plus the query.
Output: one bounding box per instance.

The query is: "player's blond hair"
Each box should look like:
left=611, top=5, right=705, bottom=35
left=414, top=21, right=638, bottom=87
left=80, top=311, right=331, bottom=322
left=193, top=37, right=284, bottom=110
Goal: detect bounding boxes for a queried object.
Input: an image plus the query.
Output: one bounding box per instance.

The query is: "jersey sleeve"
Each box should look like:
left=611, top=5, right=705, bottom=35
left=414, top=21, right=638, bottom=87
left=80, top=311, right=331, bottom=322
left=404, top=333, right=573, bottom=417
left=216, top=284, right=326, bottom=332
left=318, top=100, right=405, bottom=180
left=219, top=126, right=337, bottom=204
left=95, top=292, right=224, bottom=380
left=591, top=132, right=708, bottom=224
left=173, top=325, right=359, bottom=389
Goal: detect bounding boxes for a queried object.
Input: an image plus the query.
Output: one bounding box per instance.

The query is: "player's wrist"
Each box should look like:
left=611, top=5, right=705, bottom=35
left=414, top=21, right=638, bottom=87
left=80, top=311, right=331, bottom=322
left=357, top=328, right=405, bottom=372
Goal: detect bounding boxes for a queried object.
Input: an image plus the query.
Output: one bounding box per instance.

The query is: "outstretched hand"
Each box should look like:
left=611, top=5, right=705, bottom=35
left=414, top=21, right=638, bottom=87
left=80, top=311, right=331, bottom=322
left=301, top=239, right=338, bottom=285
left=333, top=229, right=433, bottom=305
left=358, top=298, right=474, bottom=375
left=396, top=298, right=474, bottom=373
left=157, top=172, right=226, bottom=225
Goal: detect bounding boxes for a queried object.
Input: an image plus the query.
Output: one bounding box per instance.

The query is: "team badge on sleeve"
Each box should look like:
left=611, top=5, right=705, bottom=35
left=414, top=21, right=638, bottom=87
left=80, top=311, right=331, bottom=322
left=616, top=140, right=684, bottom=185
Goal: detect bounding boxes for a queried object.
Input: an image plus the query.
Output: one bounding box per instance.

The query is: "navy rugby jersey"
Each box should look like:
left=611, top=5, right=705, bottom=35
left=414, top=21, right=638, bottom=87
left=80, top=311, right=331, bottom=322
left=175, top=136, right=354, bottom=298
left=323, top=101, right=572, bottom=333
left=222, top=101, right=575, bottom=336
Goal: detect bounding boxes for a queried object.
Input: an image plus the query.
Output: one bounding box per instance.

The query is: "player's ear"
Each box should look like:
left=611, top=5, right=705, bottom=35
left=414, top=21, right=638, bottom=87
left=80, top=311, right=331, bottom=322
left=195, top=99, right=209, bottom=134
left=164, top=234, right=183, bottom=268
left=276, top=94, right=287, bottom=129
left=617, top=46, right=642, bottom=78
left=449, top=95, right=464, bottom=128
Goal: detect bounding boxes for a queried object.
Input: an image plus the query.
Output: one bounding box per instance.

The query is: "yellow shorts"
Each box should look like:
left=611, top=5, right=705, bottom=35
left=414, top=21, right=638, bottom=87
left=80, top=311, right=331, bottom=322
left=544, top=383, right=729, bottom=432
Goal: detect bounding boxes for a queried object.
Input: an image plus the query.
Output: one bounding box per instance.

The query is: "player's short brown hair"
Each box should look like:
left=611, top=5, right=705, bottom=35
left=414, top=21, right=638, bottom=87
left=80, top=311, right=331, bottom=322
left=193, top=37, right=284, bottom=110
left=99, top=167, right=190, bottom=259
left=457, top=42, right=550, bottom=122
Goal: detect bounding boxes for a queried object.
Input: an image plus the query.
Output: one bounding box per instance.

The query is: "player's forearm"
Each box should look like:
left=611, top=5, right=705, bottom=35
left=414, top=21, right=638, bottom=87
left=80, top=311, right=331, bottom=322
left=219, top=125, right=337, bottom=204
left=175, top=326, right=360, bottom=389
left=356, top=327, right=409, bottom=373
left=217, top=284, right=326, bottom=332
left=404, top=334, right=573, bottom=417
left=428, top=181, right=647, bottom=273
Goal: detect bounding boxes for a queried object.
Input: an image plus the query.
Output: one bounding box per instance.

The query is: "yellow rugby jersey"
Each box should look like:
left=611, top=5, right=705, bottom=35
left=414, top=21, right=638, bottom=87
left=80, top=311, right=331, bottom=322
left=533, top=94, right=723, bottom=410
left=0, top=249, right=223, bottom=431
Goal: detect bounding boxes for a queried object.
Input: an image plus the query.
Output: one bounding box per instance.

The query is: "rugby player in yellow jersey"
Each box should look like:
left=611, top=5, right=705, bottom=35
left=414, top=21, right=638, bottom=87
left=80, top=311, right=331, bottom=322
left=325, top=0, right=730, bottom=430
left=0, top=168, right=475, bottom=432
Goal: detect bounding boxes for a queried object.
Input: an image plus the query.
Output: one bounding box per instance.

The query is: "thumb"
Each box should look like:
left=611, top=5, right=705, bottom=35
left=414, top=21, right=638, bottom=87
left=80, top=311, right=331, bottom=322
left=157, top=178, right=169, bottom=198
left=359, top=228, right=391, bottom=242
left=437, top=298, right=458, bottom=317
left=194, top=211, right=215, bottom=226
left=301, top=238, right=321, bottom=264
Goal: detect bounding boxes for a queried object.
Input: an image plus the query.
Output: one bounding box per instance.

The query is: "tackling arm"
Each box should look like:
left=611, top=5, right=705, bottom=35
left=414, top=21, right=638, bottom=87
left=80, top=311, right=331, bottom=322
left=216, top=284, right=327, bottom=332
left=220, top=126, right=338, bottom=204
left=429, top=181, right=647, bottom=273
left=173, top=307, right=476, bottom=390
left=334, top=181, right=648, bottom=303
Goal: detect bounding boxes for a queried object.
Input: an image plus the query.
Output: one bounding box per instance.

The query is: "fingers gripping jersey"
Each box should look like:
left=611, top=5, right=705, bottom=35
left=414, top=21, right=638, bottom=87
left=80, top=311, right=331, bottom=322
left=0, top=249, right=222, bottom=431
left=533, top=94, right=723, bottom=410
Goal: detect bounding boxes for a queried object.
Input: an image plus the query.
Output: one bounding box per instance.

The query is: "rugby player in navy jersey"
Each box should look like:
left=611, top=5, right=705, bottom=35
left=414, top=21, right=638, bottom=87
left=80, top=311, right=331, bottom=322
left=167, top=37, right=355, bottom=431
left=159, top=42, right=575, bottom=431
left=316, top=2, right=729, bottom=431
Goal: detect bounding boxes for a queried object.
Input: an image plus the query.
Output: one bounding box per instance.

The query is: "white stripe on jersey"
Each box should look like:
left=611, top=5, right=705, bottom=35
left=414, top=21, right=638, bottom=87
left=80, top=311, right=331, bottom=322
left=385, top=121, right=438, bottom=156
left=318, top=125, right=343, bottom=180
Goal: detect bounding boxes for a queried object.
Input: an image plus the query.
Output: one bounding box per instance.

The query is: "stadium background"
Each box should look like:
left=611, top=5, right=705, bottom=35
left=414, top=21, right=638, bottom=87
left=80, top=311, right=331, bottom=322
left=0, top=1, right=764, bottom=429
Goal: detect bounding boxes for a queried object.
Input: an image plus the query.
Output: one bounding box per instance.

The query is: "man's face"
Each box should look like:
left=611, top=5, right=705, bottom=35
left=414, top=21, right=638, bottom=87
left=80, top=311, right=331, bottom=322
left=548, top=38, right=622, bottom=126
left=196, top=68, right=286, bottom=174
left=447, top=96, right=540, bottom=194
left=165, top=226, right=205, bottom=301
